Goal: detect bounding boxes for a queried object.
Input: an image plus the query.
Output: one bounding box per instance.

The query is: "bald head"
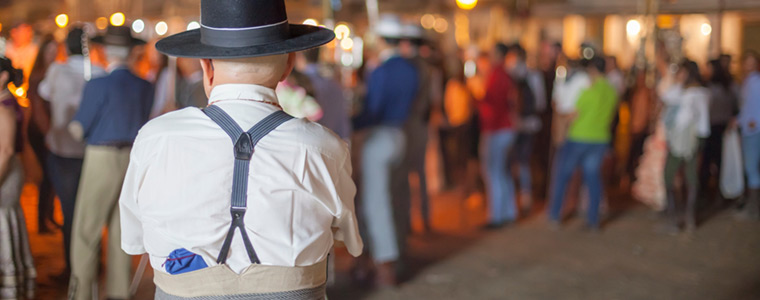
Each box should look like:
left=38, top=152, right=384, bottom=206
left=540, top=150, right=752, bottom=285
left=200, top=53, right=295, bottom=97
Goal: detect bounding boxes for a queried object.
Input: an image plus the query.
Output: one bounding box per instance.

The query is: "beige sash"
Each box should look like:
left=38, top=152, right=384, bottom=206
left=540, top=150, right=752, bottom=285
left=153, top=261, right=327, bottom=298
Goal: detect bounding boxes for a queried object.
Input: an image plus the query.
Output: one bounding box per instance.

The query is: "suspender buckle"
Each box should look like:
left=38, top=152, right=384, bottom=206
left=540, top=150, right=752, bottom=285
left=234, top=133, right=254, bottom=160
left=231, top=207, right=247, bottom=219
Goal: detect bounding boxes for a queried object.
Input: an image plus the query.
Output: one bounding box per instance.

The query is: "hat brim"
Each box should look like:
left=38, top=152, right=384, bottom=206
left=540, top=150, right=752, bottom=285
left=91, top=36, right=147, bottom=47
left=155, top=24, right=335, bottom=59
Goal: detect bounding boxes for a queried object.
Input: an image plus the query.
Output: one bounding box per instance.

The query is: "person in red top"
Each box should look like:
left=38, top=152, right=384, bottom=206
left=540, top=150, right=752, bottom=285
left=478, top=43, right=520, bottom=228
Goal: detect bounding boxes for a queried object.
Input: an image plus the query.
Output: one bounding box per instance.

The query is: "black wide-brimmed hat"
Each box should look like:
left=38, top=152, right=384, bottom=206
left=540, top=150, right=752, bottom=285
left=92, top=25, right=146, bottom=47
left=156, top=0, right=335, bottom=59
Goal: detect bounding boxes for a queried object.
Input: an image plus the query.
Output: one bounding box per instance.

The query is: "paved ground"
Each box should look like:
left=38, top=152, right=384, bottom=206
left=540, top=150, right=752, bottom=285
left=21, top=184, right=760, bottom=300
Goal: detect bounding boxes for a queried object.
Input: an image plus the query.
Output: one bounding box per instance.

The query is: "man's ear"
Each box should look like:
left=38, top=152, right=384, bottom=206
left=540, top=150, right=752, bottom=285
left=280, top=53, right=296, bottom=82
left=200, top=59, right=215, bottom=98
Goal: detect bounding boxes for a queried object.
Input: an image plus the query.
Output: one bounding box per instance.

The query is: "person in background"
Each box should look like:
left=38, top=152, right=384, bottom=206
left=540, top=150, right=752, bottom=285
left=0, top=56, right=36, bottom=300
left=175, top=57, right=207, bottom=109
left=399, top=24, right=434, bottom=233
left=298, top=47, right=351, bottom=140
left=736, top=51, right=760, bottom=220
left=6, top=23, right=38, bottom=84
left=627, top=69, right=653, bottom=183
left=352, top=15, right=420, bottom=286
left=38, top=27, right=106, bottom=281
left=507, top=44, right=546, bottom=212
left=26, top=35, right=58, bottom=234
left=441, top=57, right=474, bottom=192
left=67, top=26, right=153, bottom=300
left=660, top=59, right=710, bottom=233
left=552, top=59, right=591, bottom=146
left=548, top=56, right=618, bottom=231
left=276, top=69, right=323, bottom=120
left=149, top=53, right=171, bottom=118
left=479, top=43, right=519, bottom=229
left=700, top=59, right=739, bottom=196
left=606, top=56, right=625, bottom=98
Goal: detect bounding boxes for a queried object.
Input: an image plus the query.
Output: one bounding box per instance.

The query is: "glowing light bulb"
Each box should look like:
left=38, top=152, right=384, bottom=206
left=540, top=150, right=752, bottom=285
left=340, top=37, right=354, bottom=51
left=421, top=14, right=436, bottom=29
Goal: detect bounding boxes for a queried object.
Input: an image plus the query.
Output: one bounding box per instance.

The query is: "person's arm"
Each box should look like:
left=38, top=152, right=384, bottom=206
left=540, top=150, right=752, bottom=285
left=38, top=64, right=57, bottom=101
left=0, top=106, right=16, bottom=182
left=330, top=148, right=363, bottom=256
left=119, top=140, right=147, bottom=255
left=71, top=81, right=105, bottom=141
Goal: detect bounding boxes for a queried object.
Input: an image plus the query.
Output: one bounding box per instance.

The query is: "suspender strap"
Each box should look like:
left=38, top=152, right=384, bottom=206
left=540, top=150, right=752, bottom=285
left=202, top=105, right=294, bottom=265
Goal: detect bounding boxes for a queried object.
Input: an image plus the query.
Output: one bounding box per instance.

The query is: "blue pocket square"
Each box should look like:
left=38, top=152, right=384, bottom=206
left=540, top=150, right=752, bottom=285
left=163, top=248, right=209, bottom=275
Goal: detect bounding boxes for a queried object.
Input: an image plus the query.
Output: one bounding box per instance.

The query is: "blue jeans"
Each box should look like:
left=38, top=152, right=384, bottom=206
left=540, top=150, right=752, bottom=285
left=481, top=129, right=517, bottom=224
left=361, top=126, right=405, bottom=263
left=47, top=153, right=84, bottom=271
left=549, top=141, right=608, bottom=227
left=513, top=133, right=534, bottom=194
left=744, top=133, right=760, bottom=189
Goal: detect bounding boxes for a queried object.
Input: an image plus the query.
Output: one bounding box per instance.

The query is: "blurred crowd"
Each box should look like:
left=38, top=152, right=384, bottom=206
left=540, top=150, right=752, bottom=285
left=0, top=12, right=759, bottom=297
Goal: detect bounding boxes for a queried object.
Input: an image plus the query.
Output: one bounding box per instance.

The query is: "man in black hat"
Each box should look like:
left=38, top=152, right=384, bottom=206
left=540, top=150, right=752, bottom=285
left=67, top=25, right=153, bottom=300
left=118, top=1, right=362, bottom=299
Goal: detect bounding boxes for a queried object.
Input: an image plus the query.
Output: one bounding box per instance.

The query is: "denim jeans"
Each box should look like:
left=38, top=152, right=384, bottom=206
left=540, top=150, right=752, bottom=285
left=513, top=133, right=534, bottom=194
left=47, top=153, right=84, bottom=271
left=481, top=129, right=517, bottom=224
left=744, top=133, right=760, bottom=189
left=548, top=141, right=608, bottom=227
left=361, top=126, right=406, bottom=263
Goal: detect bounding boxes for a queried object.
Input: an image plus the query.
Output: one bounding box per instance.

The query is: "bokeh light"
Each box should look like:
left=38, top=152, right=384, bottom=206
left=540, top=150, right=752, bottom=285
left=626, top=19, right=641, bottom=37
left=340, top=37, right=354, bottom=51
left=96, top=17, right=108, bottom=30
left=132, top=19, right=145, bottom=33
left=155, top=21, right=168, bottom=36
left=434, top=17, right=449, bottom=33
left=456, top=0, right=478, bottom=10
left=421, top=14, right=436, bottom=29
left=303, top=19, right=318, bottom=26
left=187, top=21, right=201, bottom=30
left=55, top=14, right=69, bottom=28
left=110, top=12, right=126, bottom=27
left=701, top=23, right=712, bottom=36
left=334, top=23, right=351, bottom=40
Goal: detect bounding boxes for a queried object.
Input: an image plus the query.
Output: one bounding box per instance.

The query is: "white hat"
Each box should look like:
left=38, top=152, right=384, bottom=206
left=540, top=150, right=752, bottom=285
left=375, top=14, right=405, bottom=39
left=401, top=24, right=424, bottom=40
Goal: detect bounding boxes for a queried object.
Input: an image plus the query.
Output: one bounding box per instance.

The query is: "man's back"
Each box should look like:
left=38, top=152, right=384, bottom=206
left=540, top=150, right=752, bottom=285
left=568, top=78, right=618, bottom=143
left=353, top=56, right=419, bottom=129
left=75, top=69, right=154, bottom=144
left=120, top=91, right=362, bottom=274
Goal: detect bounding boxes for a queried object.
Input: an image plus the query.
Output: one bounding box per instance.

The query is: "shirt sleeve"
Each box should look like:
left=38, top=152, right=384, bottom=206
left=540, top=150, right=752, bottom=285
left=38, top=64, right=57, bottom=101
left=119, top=140, right=147, bottom=255
left=73, top=81, right=105, bottom=139
left=330, top=146, right=363, bottom=257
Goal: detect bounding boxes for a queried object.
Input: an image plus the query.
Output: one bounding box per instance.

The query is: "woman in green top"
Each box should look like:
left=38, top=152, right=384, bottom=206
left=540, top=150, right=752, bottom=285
left=548, top=57, right=618, bottom=230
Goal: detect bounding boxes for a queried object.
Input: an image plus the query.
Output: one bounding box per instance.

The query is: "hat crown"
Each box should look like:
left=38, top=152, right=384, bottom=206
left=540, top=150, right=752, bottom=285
left=201, top=0, right=288, bottom=29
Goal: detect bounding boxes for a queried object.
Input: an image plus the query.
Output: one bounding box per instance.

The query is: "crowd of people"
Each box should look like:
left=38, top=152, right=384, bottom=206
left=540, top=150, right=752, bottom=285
left=0, top=11, right=758, bottom=298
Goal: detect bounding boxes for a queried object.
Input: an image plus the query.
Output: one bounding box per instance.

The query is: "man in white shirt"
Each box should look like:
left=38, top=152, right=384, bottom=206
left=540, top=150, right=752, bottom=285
left=38, top=27, right=106, bottom=278
left=119, top=0, right=362, bottom=298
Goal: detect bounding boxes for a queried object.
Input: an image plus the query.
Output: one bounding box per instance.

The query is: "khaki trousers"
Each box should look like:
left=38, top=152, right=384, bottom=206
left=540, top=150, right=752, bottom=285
left=68, top=146, right=131, bottom=300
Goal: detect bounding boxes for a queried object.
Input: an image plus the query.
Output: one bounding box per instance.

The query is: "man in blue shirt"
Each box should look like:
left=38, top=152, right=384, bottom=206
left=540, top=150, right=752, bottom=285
left=737, top=51, right=760, bottom=220
left=67, top=25, right=153, bottom=300
left=352, top=15, right=419, bottom=287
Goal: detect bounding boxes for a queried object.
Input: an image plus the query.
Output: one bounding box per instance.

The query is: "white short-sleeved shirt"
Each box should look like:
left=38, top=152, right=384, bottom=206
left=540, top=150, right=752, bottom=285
left=553, top=71, right=591, bottom=114
left=119, top=84, right=363, bottom=274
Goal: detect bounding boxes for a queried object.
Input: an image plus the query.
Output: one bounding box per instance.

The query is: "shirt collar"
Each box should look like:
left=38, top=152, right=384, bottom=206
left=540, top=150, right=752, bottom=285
left=208, top=84, right=279, bottom=105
